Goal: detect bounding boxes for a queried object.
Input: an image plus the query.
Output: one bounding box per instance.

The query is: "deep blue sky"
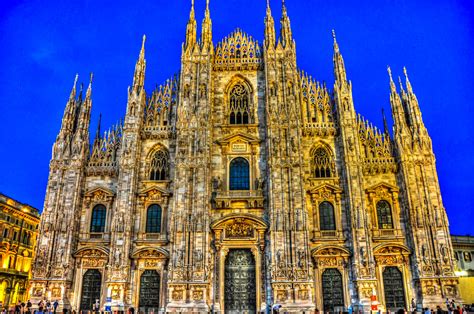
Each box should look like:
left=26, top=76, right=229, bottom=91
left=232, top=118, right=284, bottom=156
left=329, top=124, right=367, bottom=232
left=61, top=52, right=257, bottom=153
left=0, top=0, right=472, bottom=234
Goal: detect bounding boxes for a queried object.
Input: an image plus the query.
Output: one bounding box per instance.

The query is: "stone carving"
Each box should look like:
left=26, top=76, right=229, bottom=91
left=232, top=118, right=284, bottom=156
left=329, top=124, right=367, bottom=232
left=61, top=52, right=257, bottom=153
left=225, top=221, right=253, bottom=238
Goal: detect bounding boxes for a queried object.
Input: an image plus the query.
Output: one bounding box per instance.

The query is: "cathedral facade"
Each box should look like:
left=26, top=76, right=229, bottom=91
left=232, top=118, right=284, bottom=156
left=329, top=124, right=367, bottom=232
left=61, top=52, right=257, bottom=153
left=30, top=1, right=460, bottom=313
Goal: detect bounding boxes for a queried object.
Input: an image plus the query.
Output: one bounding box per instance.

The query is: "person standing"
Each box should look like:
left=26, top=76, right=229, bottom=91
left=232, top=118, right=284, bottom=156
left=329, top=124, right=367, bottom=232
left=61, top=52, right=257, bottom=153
left=53, top=301, right=59, bottom=314
left=411, top=298, right=416, bottom=313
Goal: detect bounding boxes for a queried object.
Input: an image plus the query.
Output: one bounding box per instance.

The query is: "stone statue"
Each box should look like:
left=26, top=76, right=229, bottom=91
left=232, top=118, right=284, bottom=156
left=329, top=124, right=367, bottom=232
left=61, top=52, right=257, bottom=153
left=212, top=176, right=222, bottom=191
left=114, top=247, right=122, bottom=267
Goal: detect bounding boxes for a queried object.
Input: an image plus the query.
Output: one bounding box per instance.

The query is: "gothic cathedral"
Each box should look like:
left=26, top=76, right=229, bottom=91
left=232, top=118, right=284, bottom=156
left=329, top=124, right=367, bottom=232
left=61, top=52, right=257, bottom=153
left=30, top=1, right=460, bottom=312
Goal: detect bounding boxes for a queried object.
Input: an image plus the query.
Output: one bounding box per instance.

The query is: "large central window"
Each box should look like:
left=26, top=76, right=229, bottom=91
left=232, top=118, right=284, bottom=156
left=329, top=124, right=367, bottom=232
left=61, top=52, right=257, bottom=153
left=146, top=204, right=162, bottom=233
left=229, top=157, right=250, bottom=190
left=377, top=200, right=394, bottom=229
left=90, top=204, right=106, bottom=233
left=229, top=84, right=250, bottom=125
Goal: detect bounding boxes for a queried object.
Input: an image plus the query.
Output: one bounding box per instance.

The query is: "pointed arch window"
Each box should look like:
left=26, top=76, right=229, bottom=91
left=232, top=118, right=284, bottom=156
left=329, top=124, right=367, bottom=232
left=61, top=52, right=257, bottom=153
left=229, top=84, right=251, bottom=125
left=377, top=200, right=393, bottom=229
left=319, top=201, right=336, bottom=231
left=90, top=204, right=106, bottom=233
left=229, top=157, right=250, bottom=190
left=313, top=147, right=333, bottom=178
left=146, top=204, right=162, bottom=233
left=149, top=150, right=169, bottom=180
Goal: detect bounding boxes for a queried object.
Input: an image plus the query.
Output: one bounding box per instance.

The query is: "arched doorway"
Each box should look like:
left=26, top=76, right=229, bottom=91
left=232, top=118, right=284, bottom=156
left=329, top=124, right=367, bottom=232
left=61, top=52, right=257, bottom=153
left=139, top=270, right=160, bottom=313
left=80, top=269, right=102, bottom=311
left=383, top=266, right=406, bottom=311
left=322, top=268, right=344, bottom=313
left=224, top=249, right=256, bottom=313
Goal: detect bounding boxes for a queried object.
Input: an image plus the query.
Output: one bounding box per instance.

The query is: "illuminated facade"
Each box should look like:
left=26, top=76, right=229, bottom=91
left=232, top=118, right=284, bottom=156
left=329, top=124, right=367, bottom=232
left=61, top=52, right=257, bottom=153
left=452, top=235, right=474, bottom=304
left=30, top=1, right=459, bottom=312
left=0, top=193, right=40, bottom=308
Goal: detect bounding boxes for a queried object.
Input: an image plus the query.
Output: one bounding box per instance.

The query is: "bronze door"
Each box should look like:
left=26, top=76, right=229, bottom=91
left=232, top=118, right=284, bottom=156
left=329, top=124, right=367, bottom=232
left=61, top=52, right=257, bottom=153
left=224, top=249, right=256, bottom=314
left=383, top=266, right=406, bottom=310
left=322, top=268, right=344, bottom=313
left=80, top=269, right=101, bottom=311
left=139, top=270, right=160, bottom=313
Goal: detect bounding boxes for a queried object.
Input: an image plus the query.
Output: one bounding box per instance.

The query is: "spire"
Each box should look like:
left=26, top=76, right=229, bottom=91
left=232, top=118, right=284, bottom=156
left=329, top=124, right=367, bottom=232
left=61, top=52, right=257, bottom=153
left=279, top=0, right=293, bottom=47
left=132, top=35, right=146, bottom=93
left=387, top=66, right=396, bottom=93
left=185, top=0, right=197, bottom=50
left=69, top=74, right=79, bottom=101
left=382, top=108, right=390, bottom=137
left=403, top=66, right=413, bottom=94
left=72, top=73, right=93, bottom=147
left=387, top=66, right=408, bottom=135
left=59, top=74, right=80, bottom=136
left=86, top=72, right=93, bottom=99
left=201, top=0, right=213, bottom=50
left=94, top=113, right=102, bottom=142
left=264, top=0, right=276, bottom=48
left=332, top=30, right=347, bottom=83
left=402, top=66, right=425, bottom=133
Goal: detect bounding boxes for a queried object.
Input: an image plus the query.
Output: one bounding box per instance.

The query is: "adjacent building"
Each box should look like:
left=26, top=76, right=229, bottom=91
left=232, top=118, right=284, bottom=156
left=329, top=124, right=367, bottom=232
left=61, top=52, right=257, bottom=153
left=0, top=193, right=40, bottom=309
left=452, top=235, right=474, bottom=304
left=30, top=1, right=460, bottom=313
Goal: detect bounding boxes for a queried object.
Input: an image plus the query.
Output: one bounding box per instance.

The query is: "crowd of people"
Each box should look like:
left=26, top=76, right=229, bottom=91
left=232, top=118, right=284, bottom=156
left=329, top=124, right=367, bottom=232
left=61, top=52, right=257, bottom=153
left=0, top=299, right=61, bottom=314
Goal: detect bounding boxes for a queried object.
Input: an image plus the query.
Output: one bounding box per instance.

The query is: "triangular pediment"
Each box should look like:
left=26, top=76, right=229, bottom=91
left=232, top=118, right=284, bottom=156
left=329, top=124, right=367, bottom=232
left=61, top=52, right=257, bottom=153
left=84, top=187, right=115, bottom=198
left=365, top=182, right=399, bottom=193
left=307, top=183, right=342, bottom=195
left=216, top=132, right=260, bottom=145
left=138, top=185, right=171, bottom=197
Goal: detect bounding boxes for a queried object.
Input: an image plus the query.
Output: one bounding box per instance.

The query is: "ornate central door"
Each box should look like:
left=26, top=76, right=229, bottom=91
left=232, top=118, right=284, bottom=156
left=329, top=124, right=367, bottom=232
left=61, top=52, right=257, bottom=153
left=322, top=268, right=344, bottom=313
left=139, top=270, right=160, bottom=313
left=224, top=249, right=256, bottom=314
left=383, top=266, right=406, bottom=310
left=80, top=269, right=102, bottom=311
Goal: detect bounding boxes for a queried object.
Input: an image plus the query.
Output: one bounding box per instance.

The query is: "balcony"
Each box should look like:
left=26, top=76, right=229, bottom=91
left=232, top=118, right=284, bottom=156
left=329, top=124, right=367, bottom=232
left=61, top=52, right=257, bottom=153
left=212, top=189, right=264, bottom=210
left=312, top=229, right=342, bottom=242
left=78, top=232, right=110, bottom=244
left=134, top=233, right=168, bottom=246
left=372, top=228, right=404, bottom=240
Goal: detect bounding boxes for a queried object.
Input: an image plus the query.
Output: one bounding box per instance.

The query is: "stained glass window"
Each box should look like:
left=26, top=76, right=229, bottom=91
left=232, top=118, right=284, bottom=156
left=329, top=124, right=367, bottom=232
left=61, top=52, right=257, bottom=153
left=319, top=201, right=336, bottom=230
left=230, top=158, right=250, bottom=190
left=377, top=200, right=393, bottom=229
left=146, top=205, right=162, bottom=233
left=90, top=204, right=106, bottom=233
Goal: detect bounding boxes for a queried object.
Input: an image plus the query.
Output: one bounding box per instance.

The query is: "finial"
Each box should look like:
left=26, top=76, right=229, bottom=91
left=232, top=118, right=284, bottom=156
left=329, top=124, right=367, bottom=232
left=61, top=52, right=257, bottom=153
left=267, top=0, right=270, bottom=8
left=398, top=76, right=405, bottom=92
left=332, top=29, right=340, bottom=54
left=387, top=66, right=393, bottom=81
left=403, top=66, right=413, bottom=92
left=190, top=0, right=195, bottom=17
left=206, top=0, right=210, bottom=10
left=142, top=34, right=146, bottom=50
left=282, top=0, right=288, bottom=16
left=86, top=72, right=93, bottom=97
left=69, top=73, right=79, bottom=99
